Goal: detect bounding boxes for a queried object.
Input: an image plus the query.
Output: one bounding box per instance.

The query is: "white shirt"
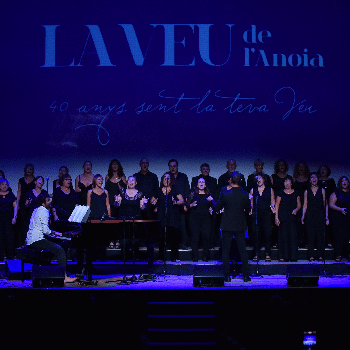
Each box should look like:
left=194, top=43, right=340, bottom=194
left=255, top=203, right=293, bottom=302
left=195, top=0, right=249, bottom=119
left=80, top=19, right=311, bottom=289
left=26, top=206, right=52, bottom=245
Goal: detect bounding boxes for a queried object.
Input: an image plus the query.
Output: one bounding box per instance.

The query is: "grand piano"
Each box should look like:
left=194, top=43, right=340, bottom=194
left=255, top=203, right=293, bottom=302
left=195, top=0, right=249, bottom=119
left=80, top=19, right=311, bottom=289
left=48, top=217, right=160, bottom=282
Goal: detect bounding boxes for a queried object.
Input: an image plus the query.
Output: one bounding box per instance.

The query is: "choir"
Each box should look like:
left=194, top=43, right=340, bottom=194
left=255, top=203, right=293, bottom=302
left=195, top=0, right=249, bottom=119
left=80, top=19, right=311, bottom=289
left=0, top=158, right=349, bottom=263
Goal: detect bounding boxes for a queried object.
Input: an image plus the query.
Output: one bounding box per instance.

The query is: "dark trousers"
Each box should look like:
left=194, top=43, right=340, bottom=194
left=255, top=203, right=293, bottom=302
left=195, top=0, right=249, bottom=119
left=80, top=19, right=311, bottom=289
left=158, top=226, right=180, bottom=261
left=16, top=208, right=29, bottom=247
left=221, top=230, right=249, bottom=278
left=189, top=216, right=210, bottom=261
left=28, top=239, right=67, bottom=266
left=305, top=217, right=325, bottom=259
left=210, top=213, right=220, bottom=248
left=332, top=218, right=350, bottom=258
left=179, top=212, right=190, bottom=248
left=278, top=220, right=298, bottom=260
left=252, top=213, right=272, bottom=257
left=0, top=216, right=15, bottom=260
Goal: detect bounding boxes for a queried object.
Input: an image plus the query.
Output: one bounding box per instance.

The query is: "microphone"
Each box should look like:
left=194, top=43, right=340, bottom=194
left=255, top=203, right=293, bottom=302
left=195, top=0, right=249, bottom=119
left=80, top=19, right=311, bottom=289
left=100, top=213, right=107, bottom=223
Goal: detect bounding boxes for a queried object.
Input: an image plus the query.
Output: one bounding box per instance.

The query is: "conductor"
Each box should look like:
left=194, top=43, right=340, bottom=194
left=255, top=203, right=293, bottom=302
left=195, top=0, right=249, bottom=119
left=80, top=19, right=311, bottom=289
left=214, top=172, right=251, bottom=282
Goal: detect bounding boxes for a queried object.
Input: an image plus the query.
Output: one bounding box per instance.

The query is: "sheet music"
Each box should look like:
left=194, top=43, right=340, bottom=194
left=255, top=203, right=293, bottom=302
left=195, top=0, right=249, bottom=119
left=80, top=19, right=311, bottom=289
left=68, top=205, right=90, bottom=223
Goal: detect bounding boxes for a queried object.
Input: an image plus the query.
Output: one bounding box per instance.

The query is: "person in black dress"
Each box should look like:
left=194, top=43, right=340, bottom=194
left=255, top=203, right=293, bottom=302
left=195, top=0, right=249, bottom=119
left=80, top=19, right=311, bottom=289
left=186, top=177, right=216, bottom=261
left=114, top=176, right=148, bottom=260
left=247, top=159, right=271, bottom=192
left=270, top=159, right=291, bottom=249
left=270, top=159, right=290, bottom=195
left=317, top=164, right=336, bottom=247
left=16, top=163, right=35, bottom=246
left=114, top=176, right=148, bottom=219
left=317, top=165, right=336, bottom=200
left=75, top=161, right=94, bottom=206
left=86, top=174, right=111, bottom=262
left=51, top=174, right=81, bottom=266
left=105, top=159, right=127, bottom=218
left=168, top=159, right=190, bottom=249
left=329, top=176, right=350, bottom=261
left=53, top=166, right=70, bottom=190
left=249, top=174, right=276, bottom=262
left=151, top=173, right=184, bottom=262
left=292, top=161, right=310, bottom=248
left=301, top=172, right=328, bottom=262
left=0, top=178, right=18, bottom=261
left=87, top=174, right=111, bottom=220
left=0, top=170, right=12, bottom=192
left=191, top=163, right=218, bottom=248
left=275, top=176, right=301, bottom=262
left=246, top=159, right=271, bottom=250
left=52, top=174, right=78, bottom=221
left=191, top=163, right=217, bottom=198
left=25, top=176, right=49, bottom=225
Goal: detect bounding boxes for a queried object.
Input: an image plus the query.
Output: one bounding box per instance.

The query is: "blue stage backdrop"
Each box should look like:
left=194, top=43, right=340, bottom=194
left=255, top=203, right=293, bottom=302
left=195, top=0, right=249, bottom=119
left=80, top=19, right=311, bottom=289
left=2, top=1, right=349, bottom=191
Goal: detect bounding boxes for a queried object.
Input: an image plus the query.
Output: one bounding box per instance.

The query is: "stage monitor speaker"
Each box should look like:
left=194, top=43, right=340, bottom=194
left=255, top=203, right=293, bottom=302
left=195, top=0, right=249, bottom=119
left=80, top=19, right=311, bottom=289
left=287, top=264, right=320, bottom=287
left=32, top=265, right=65, bottom=288
left=193, top=264, right=224, bottom=287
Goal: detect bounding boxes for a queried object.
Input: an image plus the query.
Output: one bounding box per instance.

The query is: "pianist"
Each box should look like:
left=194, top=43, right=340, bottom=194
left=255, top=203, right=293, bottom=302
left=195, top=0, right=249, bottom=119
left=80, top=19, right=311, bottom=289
left=25, top=193, right=77, bottom=283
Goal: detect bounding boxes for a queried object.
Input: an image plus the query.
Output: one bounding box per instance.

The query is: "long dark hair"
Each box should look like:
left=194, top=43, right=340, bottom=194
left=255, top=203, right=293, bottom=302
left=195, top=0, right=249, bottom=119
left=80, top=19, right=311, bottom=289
left=160, top=173, right=174, bottom=189
left=59, top=165, right=69, bottom=174
left=24, top=163, right=34, bottom=175
left=293, top=161, right=310, bottom=179
left=107, top=159, right=125, bottom=179
left=187, top=179, right=210, bottom=203
left=274, top=159, right=288, bottom=174
left=337, top=176, right=350, bottom=192
left=194, top=178, right=209, bottom=195
left=317, top=164, right=331, bottom=177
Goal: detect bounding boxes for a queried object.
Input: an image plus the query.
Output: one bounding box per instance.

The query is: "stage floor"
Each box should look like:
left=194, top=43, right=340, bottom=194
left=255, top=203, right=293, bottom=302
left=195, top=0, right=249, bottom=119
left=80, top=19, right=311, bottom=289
left=1, top=269, right=350, bottom=290
left=1, top=261, right=350, bottom=350
left=40, top=273, right=350, bottom=289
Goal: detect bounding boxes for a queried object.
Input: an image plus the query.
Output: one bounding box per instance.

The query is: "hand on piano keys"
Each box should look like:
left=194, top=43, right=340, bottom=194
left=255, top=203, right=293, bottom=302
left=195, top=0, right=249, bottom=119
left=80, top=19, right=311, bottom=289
left=51, top=231, right=63, bottom=237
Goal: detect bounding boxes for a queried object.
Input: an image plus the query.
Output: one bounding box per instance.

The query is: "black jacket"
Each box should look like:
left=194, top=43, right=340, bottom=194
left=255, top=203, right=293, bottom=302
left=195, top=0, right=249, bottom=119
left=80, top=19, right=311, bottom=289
left=214, top=186, right=250, bottom=232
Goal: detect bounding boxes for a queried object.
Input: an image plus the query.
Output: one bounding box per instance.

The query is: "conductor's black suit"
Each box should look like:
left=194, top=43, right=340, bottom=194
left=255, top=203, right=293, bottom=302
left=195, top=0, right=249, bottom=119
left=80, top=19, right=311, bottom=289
left=214, top=186, right=251, bottom=280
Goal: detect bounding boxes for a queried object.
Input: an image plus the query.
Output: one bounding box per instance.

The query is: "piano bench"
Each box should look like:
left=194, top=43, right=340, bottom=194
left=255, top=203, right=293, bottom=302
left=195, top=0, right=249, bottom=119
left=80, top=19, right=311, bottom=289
left=16, top=247, right=54, bottom=282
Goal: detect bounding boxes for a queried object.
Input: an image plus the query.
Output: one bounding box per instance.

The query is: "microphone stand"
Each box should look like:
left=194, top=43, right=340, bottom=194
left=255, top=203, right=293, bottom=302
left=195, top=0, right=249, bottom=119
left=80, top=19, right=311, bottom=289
left=251, top=188, right=263, bottom=278
left=162, top=186, right=168, bottom=276
left=130, top=216, right=138, bottom=282
left=320, top=254, right=332, bottom=278
left=121, top=216, right=129, bottom=284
